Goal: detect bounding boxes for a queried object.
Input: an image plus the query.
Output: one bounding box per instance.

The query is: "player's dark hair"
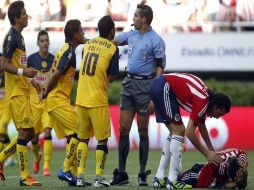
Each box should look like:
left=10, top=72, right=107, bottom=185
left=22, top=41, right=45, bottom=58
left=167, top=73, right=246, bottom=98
left=237, top=170, right=248, bottom=189
left=98, top=15, right=115, bottom=38
left=64, top=19, right=81, bottom=42
left=137, top=4, right=153, bottom=25
left=37, top=30, right=49, bottom=41
left=208, top=90, right=231, bottom=113
left=8, top=1, right=25, bottom=25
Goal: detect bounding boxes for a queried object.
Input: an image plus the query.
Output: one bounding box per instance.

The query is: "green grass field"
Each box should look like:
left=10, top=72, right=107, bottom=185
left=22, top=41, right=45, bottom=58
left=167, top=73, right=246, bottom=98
left=1, top=149, right=254, bottom=189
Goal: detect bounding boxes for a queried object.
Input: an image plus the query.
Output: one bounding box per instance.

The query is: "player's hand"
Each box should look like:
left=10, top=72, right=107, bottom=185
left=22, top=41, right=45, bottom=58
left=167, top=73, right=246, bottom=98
left=31, top=79, right=42, bottom=93
left=23, top=68, right=37, bottom=77
left=205, top=150, right=223, bottom=165
left=39, top=89, right=46, bottom=101
left=148, top=100, right=154, bottom=115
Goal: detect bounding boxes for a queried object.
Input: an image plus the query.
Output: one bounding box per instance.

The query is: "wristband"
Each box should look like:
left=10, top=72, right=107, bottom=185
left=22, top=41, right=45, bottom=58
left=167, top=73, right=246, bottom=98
left=17, top=68, right=24, bottom=75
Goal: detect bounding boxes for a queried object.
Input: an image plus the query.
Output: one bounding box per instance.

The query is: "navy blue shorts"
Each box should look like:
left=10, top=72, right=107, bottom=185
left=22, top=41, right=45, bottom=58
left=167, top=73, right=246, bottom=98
left=150, top=76, right=182, bottom=125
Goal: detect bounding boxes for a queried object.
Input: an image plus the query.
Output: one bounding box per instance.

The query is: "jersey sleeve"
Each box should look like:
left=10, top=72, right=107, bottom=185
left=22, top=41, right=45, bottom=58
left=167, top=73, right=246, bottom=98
left=152, top=36, right=166, bottom=59
left=190, top=98, right=208, bottom=126
left=107, top=47, right=119, bottom=76
left=57, top=50, right=75, bottom=74
left=117, top=30, right=134, bottom=45
left=3, top=34, right=16, bottom=59
left=196, top=163, right=218, bottom=188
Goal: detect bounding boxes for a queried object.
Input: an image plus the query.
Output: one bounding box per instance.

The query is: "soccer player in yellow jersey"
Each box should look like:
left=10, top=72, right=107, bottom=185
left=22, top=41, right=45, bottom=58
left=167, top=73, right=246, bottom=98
left=76, top=15, right=119, bottom=187
left=0, top=1, right=41, bottom=186
left=27, top=30, right=55, bottom=176
left=40, top=19, right=85, bottom=186
left=0, top=53, right=17, bottom=170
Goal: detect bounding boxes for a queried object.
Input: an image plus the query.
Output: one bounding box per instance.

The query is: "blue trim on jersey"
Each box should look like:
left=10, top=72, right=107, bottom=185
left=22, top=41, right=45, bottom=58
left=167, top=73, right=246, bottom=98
left=3, top=27, right=25, bottom=59
left=118, top=28, right=165, bottom=76
left=27, top=52, right=54, bottom=72
left=107, top=47, right=119, bottom=76
left=57, top=45, right=76, bottom=74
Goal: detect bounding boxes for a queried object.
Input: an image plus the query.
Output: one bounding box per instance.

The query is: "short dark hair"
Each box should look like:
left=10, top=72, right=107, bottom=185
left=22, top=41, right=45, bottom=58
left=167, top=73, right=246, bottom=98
left=208, top=91, right=231, bottom=113
left=37, top=30, right=49, bottom=41
left=8, top=1, right=25, bottom=25
left=98, top=15, right=114, bottom=37
left=137, top=4, right=153, bottom=25
left=64, top=19, right=81, bottom=42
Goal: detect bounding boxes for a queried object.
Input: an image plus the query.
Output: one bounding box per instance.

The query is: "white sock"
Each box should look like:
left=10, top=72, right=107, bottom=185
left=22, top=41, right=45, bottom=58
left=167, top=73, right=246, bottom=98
left=168, top=135, right=184, bottom=182
left=156, top=136, right=171, bottom=179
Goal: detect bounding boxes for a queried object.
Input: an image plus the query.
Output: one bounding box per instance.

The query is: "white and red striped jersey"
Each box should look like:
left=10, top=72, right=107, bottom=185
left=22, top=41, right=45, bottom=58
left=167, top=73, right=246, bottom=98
left=197, top=148, right=248, bottom=188
left=164, top=73, right=209, bottom=126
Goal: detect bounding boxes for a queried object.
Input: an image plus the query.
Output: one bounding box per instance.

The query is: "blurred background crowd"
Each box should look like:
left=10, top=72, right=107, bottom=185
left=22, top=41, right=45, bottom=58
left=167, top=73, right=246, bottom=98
left=1, top=0, right=254, bottom=33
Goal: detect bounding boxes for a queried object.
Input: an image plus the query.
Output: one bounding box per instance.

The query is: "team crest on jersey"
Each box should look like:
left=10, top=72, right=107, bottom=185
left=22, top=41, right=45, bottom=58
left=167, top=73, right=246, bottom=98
left=174, top=114, right=181, bottom=122
left=41, top=61, right=47, bottom=69
left=24, top=118, right=29, bottom=123
left=8, top=35, right=11, bottom=41
left=20, top=54, right=27, bottom=65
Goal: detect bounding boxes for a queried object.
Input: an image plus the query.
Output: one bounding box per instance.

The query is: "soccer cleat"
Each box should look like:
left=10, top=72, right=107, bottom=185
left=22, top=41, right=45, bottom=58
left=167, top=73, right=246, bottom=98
left=166, top=179, right=192, bottom=189
left=43, top=168, right=51, bottom=176
left=76, top=174, right=92, bottom=187
left=153, top=176, right=167, bottom=188
left=0, top=162, right=5, bottom=181
left=138, top=170, right=151, bottom=186
left=20, top=176, right=42, bottom=186
left=33, top=152, right=42, bottom=174
left=58, top=168, right=76, bottom=186
left=110, top=168, right=129, bottom=186
left=94, top=175, right=110, bottom=187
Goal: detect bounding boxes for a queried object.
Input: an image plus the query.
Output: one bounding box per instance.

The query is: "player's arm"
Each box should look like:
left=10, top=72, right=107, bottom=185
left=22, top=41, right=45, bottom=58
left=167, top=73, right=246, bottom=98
left=2, top=57, right=37, bottom=77
left=186, top=119, right=222, bottom=164
left=42, top=69, right=62, bottom=99
left=196, top=163, right=217, bottom=188
left=107, top=47, right=119, bottom=83
left=222, top=181, right=237, bottom=189
left=198, top=123, right=214, bottom=151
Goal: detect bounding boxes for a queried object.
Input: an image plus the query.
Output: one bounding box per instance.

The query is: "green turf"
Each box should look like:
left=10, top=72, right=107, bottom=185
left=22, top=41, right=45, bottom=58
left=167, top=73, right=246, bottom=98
left=1, top=149, right=253, bottom=189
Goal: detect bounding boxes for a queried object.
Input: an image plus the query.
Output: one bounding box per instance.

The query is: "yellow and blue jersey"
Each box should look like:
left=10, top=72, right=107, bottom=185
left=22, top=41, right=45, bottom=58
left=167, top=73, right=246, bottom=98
left=47, top=42, right=76, bottom=111
left=27, top=52, right=54, bottom=104
left=76, top=37, right=119, bottom=107
left=2, top=27, right=29, bottom=99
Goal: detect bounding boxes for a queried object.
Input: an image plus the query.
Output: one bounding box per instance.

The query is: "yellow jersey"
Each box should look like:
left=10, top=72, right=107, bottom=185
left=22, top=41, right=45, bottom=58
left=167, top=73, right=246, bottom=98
left=76, top=37, right=119, bottom=107
left=2, top=27, right=29, bottom=99
left=46, top=43, right=76, bottom=111
left=27, top=52, right=54, bottom=105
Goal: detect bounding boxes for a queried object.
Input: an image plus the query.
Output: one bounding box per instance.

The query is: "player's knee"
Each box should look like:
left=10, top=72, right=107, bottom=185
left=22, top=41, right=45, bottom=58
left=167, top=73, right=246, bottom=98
left=138, top=128, right=148, bottom=139
left=120, top=127, right=130, bottom=135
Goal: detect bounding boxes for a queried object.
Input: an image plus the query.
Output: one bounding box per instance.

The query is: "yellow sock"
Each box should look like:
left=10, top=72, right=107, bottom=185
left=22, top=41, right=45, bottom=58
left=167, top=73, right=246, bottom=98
left=17, top=144, right=29, bottom=179
left=31, top=143, right=40, bottom=161
left=43, top=140, right=52, bottom=169
left=95, top=148, right=107, bottom=176
left=63, top=137, right=79, bottom=172
left=70, top=154, right=78, bottom=177
left=0, top=136, right=17, bottom=162
left=77, top=142, right=88, bottom=175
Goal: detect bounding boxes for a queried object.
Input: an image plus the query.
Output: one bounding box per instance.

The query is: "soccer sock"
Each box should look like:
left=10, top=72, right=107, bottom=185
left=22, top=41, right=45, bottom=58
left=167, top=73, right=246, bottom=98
left=0, top=136, right=17, bottom=162
left=95, top=144, right=108, bottom=176
left=118, top=134, right=129, bottom=173
left=77, top=141, right=88, bottom=176
left=70, top=154, right=78, bottom=177
left=139, top=136, right=149, bottom=173
left=63, top=137, right=79, bottom=172
left=156, top=136, right=171, bottom=179
left=43, top=137, right=52, bottom=169
left=31, top=141, right=40, bottom=161
left=17, top=139, right=29, bottom=179
left=168, top=135, right=184, bottom=182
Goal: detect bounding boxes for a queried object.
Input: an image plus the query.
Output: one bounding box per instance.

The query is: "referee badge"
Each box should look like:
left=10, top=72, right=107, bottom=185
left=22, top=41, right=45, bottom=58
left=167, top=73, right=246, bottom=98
left=41, top=61, right=47, bottom=69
